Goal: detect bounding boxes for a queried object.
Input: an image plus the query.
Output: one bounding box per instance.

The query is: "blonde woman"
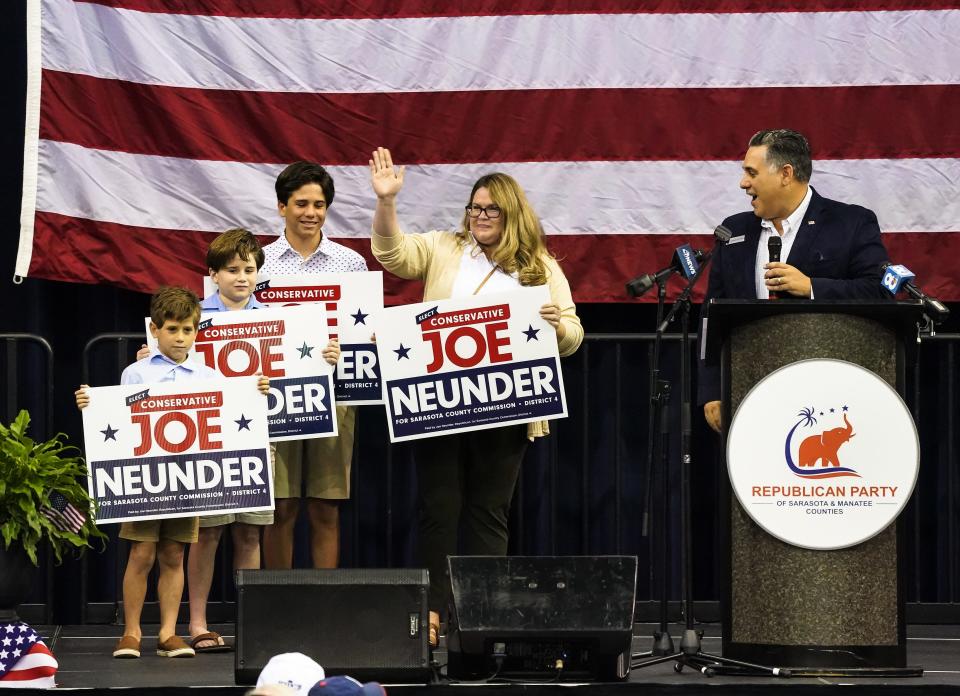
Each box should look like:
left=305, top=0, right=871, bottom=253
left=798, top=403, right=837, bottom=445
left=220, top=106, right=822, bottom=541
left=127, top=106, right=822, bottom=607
left=370, top=148, right=583, bottom=645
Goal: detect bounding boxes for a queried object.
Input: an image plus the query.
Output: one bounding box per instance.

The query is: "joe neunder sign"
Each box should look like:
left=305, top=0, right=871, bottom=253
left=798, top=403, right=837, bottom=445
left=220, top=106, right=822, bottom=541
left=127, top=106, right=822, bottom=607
left=375, top=286, right=567, bottom=442
left=81, top=377, right=272, bottom=524
left=146, top=304, right=337, bottom=440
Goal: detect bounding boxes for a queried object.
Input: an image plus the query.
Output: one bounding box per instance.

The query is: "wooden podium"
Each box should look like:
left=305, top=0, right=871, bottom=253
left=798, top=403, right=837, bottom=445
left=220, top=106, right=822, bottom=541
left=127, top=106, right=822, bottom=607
left=703, top=299, right=925, bottom=672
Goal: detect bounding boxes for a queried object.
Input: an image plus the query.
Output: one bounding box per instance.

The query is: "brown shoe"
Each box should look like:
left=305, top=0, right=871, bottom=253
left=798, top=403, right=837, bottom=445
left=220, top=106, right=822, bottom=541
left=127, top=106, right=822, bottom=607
left=113, top=635, right=141, bottom=658
left=157, top=635, right=196, bottom=658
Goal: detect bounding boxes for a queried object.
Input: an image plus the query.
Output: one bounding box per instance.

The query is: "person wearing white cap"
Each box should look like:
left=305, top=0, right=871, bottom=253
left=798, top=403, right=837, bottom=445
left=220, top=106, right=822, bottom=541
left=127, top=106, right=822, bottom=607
left=256, top=652, right=326, bottom=695
left=255, top=652, right=386, bottom=696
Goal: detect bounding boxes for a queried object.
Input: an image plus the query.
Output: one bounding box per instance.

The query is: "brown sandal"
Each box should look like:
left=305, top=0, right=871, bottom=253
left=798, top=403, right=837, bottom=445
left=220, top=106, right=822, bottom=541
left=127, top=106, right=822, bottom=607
left=190, top=631, right=232, bottom=653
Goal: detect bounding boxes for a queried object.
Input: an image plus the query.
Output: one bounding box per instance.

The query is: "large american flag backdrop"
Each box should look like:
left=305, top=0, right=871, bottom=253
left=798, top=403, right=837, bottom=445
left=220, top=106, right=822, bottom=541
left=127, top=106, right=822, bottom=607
left=16, top=0, right=960, bottom=303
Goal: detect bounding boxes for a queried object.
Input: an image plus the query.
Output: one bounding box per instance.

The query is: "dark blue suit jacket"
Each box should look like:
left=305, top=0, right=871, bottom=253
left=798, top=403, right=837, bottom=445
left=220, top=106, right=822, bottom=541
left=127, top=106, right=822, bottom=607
left=697, top=187, right=890, bottom=404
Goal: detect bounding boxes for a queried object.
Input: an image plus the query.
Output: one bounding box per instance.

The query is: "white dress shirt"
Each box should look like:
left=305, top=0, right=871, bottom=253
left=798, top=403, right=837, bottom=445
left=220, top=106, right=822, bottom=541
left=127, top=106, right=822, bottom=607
left=755, top=185, right=813, bottom=299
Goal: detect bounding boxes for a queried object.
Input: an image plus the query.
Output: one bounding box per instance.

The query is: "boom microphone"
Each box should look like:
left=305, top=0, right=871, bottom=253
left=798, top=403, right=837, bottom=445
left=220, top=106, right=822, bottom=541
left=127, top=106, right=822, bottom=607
left=626, top=245, right=705, bottom=298
left=880, top=263, right=950, bottom=322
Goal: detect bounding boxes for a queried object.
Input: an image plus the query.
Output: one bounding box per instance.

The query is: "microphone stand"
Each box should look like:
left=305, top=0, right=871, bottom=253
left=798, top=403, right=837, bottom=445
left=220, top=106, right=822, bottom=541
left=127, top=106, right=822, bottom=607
left=630, top=246, right=790, bottom=679
left=630, top=278, right=675, bottom=660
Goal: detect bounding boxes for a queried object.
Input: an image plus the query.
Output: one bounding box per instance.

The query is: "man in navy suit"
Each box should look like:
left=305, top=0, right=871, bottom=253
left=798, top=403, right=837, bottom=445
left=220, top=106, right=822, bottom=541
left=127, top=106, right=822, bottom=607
left=699, top=129, right=890, bottom=433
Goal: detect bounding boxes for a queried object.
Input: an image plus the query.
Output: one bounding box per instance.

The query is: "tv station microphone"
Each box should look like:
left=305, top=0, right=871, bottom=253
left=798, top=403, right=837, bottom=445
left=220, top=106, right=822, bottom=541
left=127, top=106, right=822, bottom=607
left=767, top=236, right=782, bottom=299
left=626, top=244, right=705, bottom=298
left=880, top=262, right=950, bottom=322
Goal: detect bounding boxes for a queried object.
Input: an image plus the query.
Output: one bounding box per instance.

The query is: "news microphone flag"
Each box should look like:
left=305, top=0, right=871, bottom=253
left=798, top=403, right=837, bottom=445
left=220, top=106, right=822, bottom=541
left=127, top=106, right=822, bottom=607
left=881, top=264, right=916, bottom=295
left=674, top=244, right=700, bottom=280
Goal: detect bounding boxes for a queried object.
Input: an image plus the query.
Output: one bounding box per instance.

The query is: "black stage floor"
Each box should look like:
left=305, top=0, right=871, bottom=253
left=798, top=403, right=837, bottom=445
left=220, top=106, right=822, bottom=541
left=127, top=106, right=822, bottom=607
left=12, top=622, right=957, bottom=695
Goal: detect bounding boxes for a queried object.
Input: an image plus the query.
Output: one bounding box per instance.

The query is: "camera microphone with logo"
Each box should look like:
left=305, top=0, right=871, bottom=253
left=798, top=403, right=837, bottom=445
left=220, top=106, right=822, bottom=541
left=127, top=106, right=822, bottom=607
left=880, top=262, right=950, bottom=323
left=625, top=225, right=732, bottom=298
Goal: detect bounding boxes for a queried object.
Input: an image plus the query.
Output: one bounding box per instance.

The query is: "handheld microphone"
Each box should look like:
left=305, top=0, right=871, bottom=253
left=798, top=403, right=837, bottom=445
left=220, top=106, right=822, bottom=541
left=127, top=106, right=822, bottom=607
left=713, top=225, right=733, bottom=243
left=626, top=245, right=705, bottom=297
left=767, top=236, right=782, bottom=299
left=880, top=263, right=950, bottom=322
left=767, top=236, right=782, bottom=263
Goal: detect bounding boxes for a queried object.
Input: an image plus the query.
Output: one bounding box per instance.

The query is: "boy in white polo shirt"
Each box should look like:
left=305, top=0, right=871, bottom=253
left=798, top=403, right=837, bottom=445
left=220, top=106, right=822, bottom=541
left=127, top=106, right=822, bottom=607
left=260, top=162, right=366, bottom=570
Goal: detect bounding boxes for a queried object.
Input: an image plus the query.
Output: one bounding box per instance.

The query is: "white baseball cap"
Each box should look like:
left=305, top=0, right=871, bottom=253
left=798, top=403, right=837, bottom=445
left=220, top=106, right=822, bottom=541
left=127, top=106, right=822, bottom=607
left=256, top=652, right=326, bottom=695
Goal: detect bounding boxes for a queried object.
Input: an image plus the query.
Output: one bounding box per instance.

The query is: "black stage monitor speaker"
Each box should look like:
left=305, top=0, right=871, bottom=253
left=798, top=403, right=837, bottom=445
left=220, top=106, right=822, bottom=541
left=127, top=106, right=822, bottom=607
left=447, top=556, right=637, bottom=681
left=235, top=568, right=430, bottom=685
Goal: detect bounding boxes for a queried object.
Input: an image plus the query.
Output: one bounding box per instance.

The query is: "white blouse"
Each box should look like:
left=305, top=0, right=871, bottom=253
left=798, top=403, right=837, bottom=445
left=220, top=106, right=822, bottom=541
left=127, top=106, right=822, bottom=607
left=449, top=241, right=521, bottom=298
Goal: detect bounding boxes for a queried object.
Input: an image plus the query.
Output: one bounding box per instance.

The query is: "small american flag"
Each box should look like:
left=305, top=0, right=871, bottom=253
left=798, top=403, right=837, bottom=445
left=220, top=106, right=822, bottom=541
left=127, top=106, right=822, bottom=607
left=41, top=491, right=86, bottom=534
left=0, top=622, right=57, bottom=688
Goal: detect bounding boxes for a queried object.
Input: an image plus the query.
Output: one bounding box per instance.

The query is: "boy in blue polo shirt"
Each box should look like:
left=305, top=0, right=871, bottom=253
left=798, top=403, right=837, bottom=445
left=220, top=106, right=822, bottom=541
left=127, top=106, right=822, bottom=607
left=77, top=285, right=270, bottom=659
left=188, top=229, right=271, bottom=652
left=188, top=229, right=337, bottom=653
left=136, top=229, right=340, bottom=653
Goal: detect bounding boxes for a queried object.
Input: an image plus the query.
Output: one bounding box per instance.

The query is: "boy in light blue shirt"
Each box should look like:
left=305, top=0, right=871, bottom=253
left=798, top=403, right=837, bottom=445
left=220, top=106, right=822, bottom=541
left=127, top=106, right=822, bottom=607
left=136, top=229, right=339, bottom=653
left=76, top=285, right=269, bottom=659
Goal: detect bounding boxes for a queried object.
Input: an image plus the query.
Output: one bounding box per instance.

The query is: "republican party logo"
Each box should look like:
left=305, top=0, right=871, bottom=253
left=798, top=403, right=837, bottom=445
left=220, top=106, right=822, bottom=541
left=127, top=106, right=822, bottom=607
left=727, top=359, right=919, bottom=550
left=784, top=406, right=859, bottom=479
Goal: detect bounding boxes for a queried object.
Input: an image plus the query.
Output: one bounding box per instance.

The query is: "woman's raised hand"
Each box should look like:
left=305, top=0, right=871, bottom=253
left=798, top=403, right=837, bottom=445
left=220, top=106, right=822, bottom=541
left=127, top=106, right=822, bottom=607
left=370, top=147, right=405, bottom=199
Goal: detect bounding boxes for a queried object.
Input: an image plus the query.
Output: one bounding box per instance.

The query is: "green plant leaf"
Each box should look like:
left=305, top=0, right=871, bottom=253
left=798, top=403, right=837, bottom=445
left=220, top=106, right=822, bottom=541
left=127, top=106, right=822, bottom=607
left=0, top=410, right=107, bottom=566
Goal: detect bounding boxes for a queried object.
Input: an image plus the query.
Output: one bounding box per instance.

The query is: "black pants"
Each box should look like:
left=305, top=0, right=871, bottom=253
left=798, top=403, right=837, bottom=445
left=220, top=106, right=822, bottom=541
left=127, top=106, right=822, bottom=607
left=414, top=425, right=529, bottom=612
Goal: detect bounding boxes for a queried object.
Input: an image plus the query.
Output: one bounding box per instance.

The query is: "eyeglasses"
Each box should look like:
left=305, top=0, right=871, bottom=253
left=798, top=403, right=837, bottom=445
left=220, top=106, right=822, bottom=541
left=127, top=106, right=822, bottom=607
left=465, top=204, right=501, bottom=219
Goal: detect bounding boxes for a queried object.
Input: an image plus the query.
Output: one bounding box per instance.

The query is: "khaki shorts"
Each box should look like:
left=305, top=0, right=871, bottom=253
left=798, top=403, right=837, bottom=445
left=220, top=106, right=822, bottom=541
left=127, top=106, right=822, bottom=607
left=199, top=445, right=276, bottom=527
left=120, top=516, right=199, bottom=544
left=198, top=509, right=275, bottom=527
left=273, top=406, right=355, bottom=499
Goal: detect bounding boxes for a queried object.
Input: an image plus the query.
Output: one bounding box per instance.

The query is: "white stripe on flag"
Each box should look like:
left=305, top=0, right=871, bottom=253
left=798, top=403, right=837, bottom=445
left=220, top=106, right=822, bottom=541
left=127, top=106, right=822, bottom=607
left=5, top=650, right=58, bottom=671
left=35, top=140, right=960, bottom=236
left=16, top=0, right=44, bottom=278
left=41, top=1, right=960, bottom=92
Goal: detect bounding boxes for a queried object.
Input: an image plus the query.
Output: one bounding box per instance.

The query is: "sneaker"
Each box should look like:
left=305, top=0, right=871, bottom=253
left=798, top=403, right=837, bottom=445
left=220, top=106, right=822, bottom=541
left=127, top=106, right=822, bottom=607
left=156, top=635, right=196, bottom=658
left=113, top=635, right=141, bottom=659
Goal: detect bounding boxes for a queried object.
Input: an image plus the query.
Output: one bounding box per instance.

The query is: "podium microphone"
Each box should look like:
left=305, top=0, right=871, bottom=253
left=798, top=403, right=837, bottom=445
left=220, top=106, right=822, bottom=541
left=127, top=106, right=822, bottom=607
left=767, top=236, right=782, bottom=299
left=880, top=263, right=950, bottom=322
left=626, top=244, right=704, bottom=298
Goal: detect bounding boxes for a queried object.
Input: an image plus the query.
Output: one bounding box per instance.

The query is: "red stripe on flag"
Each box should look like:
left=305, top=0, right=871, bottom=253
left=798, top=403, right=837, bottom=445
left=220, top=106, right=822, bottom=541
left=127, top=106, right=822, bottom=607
left=30, top=212, right=216, bottom=293
left=29, top=212, right=411, bottom=300
left=40, top=72, right=960, bottom=163
left=28, top=213, right=960, bottom=302
left=77, top=0, right=960, bottom=19
left=2, top=664, right=58, bottom=682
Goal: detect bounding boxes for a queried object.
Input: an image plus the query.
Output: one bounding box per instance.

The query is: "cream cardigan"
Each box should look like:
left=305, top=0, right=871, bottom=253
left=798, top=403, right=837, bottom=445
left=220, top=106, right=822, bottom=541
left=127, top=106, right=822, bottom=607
left=372, top=229, right=584, bottom=439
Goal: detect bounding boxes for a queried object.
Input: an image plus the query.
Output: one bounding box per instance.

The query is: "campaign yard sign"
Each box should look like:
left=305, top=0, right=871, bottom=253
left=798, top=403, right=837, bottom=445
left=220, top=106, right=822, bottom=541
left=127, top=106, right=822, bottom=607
left=146, top=304, right=337, bottom=440
left=205, top=271, right=384, bottom=404
left=81, top=377, right=272, bottom=524
left=376, top=286, right=567, bottom=442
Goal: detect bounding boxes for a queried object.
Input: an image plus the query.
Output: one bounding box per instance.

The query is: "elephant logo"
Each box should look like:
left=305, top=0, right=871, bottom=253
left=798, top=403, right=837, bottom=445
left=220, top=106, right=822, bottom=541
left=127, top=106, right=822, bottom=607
left=783, top=406, right=860, bottom=479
